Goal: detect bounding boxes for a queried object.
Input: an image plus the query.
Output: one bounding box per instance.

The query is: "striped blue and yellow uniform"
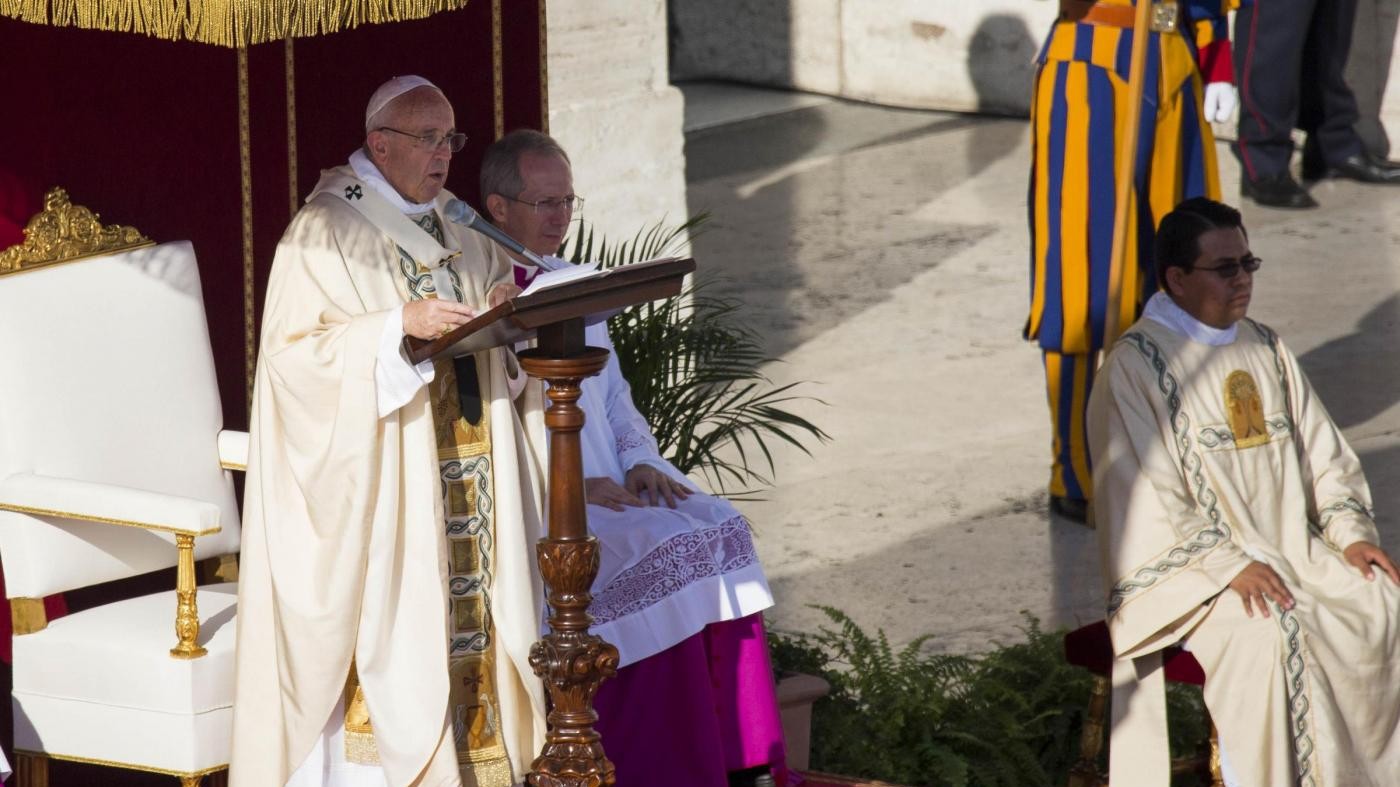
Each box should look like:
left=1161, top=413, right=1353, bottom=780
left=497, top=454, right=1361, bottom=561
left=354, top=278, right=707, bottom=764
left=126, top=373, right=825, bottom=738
left=1027, top=0, right=1235, bottom=502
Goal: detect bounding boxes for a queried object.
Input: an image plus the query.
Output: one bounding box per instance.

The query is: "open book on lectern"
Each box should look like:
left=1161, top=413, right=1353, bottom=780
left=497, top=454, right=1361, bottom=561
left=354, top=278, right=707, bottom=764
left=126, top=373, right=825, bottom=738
left=402, top=256, right=696, bottom=365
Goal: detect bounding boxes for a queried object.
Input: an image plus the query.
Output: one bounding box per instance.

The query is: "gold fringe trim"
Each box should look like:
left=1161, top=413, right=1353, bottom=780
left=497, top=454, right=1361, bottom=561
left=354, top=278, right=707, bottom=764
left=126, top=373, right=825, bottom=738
left=461, top=754, right=514, bottom=787
left=0, top=0, right=471, bottom=48
left=342, top=661, right=381, bottom=765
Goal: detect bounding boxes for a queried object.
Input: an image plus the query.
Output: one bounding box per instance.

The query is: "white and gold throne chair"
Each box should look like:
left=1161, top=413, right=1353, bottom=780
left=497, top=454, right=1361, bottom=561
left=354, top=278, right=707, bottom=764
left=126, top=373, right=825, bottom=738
left=0, top=190, right=243, bottom=786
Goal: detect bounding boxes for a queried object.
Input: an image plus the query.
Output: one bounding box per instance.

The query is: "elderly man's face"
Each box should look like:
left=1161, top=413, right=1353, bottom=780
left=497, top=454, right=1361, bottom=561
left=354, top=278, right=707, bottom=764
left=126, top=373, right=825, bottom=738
left=1165, top=226, right=1255, bottom=329
left=490, top=151, right=575, bottom=257
left=368, top=88, right=455, bottom=204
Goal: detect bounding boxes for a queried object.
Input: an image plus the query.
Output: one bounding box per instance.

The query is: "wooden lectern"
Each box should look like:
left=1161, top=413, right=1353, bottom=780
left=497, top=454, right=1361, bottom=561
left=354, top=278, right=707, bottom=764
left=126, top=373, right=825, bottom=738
left=407, top=256, right=696, bottom=787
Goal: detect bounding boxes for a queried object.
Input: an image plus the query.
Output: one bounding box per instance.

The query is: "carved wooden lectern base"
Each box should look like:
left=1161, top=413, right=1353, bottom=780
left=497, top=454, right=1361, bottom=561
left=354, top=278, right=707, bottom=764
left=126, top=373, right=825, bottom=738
left=519, top=331, right=620, bottom=787
left=404, top=260, right=695, bottom=786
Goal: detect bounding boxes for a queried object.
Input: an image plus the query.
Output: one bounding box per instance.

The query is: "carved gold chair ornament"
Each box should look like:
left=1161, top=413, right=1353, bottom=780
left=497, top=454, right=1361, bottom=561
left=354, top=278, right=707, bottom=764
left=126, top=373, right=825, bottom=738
left=0, top=187, right=152, bottom=274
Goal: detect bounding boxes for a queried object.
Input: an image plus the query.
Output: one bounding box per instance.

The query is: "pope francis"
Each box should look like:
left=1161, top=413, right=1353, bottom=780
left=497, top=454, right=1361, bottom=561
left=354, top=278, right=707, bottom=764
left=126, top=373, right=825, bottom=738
left=230, top=76, right=548, bottom=787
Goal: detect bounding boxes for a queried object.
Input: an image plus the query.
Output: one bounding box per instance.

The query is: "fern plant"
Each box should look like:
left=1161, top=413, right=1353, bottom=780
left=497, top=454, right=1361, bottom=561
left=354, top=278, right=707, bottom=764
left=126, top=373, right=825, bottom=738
left=562, top=215, right=828, bottom=496
left=769, top=608, right=1211, bottom=786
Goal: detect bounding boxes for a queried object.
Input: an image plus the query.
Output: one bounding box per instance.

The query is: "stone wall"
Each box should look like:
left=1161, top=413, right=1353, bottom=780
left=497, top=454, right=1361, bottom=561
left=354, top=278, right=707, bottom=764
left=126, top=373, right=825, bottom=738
left=545, top=0, right=691, bottom=248
left=669, top=0, right=1056, bottom=115
left=671, top=0, right=1400, bottom=151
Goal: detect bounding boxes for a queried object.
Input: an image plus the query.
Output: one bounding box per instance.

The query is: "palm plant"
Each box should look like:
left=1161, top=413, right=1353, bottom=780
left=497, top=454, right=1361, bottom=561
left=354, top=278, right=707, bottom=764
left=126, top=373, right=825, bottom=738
left=562, top=215, right=828, bottom=497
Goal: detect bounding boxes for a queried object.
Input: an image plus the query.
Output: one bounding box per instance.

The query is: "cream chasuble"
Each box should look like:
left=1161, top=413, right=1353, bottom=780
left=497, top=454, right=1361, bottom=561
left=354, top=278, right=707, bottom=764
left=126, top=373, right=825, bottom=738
left=1088, top=315, right=1400, bottom=786
left=232, top=165, right=548, bottom=787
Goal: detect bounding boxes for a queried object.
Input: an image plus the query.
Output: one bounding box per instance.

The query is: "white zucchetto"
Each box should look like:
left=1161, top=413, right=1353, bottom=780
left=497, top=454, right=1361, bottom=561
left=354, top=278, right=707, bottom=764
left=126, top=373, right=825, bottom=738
left=364, top=75, right=442, bottom=131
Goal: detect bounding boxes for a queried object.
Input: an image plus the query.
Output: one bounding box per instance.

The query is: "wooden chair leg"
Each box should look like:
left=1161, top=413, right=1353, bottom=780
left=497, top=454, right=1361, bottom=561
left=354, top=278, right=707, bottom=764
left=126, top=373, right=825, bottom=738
left=1067, top=674, right=1109, bottom=787
left=16, top=752, right=49, bottom=787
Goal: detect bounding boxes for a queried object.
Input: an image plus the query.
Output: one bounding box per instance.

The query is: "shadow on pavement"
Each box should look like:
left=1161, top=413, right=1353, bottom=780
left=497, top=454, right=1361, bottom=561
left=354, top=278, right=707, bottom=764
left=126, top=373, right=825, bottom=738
left=1298, top=293, right=1400, bottom=430
left=684, top=102, right=1026, bottom=360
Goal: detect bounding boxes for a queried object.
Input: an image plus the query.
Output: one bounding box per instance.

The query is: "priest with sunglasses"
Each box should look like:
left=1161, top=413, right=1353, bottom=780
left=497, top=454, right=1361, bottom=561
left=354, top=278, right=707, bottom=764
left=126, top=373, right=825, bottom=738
left=1088, top=197, right=1400, bottom=786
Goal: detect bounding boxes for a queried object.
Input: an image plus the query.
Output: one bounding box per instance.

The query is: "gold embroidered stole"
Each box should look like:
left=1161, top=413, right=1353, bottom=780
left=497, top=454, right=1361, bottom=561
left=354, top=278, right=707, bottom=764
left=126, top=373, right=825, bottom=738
left=343, top=211, right=515, bottom=786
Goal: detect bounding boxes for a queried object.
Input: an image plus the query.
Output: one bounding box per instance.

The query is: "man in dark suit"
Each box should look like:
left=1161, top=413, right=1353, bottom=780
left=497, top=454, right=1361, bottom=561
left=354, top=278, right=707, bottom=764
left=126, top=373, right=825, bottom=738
left=1235, top=0, right=1400, bottom=208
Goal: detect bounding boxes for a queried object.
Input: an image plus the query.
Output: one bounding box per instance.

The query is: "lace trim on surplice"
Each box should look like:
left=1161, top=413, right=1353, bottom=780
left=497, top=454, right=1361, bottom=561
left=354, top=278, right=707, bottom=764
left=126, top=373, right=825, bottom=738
left=589, top=515, right=757, bottom=625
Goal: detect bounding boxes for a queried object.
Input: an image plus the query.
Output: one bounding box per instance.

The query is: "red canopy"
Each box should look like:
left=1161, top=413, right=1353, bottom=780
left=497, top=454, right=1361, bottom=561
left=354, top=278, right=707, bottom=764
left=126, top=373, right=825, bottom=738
left=0, top=3, right=548, bottom=427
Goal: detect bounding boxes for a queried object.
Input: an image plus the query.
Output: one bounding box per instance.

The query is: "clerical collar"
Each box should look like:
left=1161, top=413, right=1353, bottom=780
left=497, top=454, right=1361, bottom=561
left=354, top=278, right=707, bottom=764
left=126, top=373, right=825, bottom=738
left=1142, top=291, right=1238, bottom=346
left=348, top=149, right=437, bottom=214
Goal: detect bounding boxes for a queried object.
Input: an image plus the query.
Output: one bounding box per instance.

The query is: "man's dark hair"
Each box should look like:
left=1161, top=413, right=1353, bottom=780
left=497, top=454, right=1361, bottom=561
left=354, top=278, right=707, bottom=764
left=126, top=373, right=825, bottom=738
left=1154, top=197, right=1246, bottom=288
left=479, top=129, right=570, bottom=201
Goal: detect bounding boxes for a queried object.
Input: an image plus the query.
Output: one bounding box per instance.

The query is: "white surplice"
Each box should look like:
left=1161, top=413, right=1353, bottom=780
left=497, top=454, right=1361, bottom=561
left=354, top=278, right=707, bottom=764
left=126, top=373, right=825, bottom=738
left=527, top=257, right=774, bottom=667
left=1088, top=296, right=1400, bottom=786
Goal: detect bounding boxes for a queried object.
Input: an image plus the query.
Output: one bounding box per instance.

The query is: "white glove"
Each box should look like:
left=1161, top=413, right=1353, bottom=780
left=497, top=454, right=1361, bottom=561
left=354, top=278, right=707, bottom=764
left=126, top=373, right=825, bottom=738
left=1203, top=82, right=1237, bottom=124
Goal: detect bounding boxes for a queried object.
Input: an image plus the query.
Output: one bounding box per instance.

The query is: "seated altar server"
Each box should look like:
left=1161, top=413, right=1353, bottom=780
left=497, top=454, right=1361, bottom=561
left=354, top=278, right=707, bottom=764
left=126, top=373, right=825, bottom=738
left=231, top=76, right=548, bottom=787
left=1088, top=197, right=1400, bottom=786
left=480, top=129, right=790, bottom=787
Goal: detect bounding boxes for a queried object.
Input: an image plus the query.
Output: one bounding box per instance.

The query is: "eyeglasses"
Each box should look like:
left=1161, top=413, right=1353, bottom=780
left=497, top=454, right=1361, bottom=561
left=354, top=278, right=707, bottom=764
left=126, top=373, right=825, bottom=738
left=504, top=194, right=584, bottom=215
left=375, top=127, right=467, bottom=153
left=1189, top=255, right=1262, bottom=279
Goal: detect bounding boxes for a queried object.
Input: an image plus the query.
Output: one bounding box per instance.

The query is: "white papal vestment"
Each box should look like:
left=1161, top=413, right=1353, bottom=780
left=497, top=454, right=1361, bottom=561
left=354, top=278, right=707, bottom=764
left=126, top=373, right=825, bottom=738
left=231, top=162, right=548, bottom=787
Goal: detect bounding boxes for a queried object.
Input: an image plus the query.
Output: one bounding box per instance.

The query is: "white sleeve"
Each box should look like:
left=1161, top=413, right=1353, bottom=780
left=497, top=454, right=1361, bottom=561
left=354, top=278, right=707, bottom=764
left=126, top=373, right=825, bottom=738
left=596, top=332, right=666, bottom=474
left=503, top=347, right=529, bottom=401
left=375, top=305, right=436, bottom=418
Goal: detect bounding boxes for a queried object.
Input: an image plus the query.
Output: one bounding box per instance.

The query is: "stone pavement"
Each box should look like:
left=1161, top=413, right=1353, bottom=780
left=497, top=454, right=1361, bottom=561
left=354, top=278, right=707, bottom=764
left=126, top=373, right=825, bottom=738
left=678, top=81, right=1400, bottom=654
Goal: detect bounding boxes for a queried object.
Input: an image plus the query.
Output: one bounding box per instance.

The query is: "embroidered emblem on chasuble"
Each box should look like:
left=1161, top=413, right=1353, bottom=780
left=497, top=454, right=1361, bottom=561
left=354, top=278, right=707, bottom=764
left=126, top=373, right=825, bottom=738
left=341, top=214, right=516, bottom=786
left=1224, top=370, right=1270, bottom=449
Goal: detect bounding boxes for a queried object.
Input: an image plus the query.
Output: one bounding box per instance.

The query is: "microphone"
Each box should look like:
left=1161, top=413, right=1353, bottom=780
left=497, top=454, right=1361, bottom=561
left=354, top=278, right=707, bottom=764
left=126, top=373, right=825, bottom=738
left=442, top=199, right=548, bottom=267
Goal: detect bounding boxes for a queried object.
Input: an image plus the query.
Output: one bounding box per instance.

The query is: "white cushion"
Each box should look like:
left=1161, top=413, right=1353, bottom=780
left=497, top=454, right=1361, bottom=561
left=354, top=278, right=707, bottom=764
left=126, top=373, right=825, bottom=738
left=0, top=241, right=240, bottom=597
left=13, top=695, right=231, bottom=775
left=0, top=474, right=221, bottom=536
left=12, top=583, right=237, bottom=772
left=217, top=430, right=249, bottom=471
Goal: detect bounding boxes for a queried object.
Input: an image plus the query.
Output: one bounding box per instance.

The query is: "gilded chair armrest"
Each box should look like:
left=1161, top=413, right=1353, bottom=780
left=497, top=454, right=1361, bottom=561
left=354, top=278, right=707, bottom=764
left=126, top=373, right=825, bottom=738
left=0, top=473, right=221, bottom=537
left=218, top=429, right=249, bottom=472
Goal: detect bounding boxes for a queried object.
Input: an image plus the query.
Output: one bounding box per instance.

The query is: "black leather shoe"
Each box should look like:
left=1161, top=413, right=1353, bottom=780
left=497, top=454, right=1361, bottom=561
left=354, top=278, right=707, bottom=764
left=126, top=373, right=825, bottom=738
left=1313, top=152, right=1400, bottom=184
left=1241, top=172, right=1318, bottom=209
left=1050, top=495, right=1089, bottom=525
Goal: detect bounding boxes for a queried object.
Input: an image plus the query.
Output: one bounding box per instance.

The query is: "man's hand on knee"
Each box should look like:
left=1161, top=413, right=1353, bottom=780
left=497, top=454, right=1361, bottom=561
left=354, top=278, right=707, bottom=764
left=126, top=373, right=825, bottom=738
left=624, top=465, right=692, bottom=509
left=1229, top=561, right=1295, bottom=617
left=585, top=477, right=642, bottom=512
left=1343, top=541, right=1400, bottom=584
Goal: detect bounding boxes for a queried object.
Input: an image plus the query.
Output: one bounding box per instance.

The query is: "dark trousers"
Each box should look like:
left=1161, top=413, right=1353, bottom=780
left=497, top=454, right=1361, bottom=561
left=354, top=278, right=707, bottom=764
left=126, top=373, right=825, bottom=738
left=1234, top=0, right=1365, bottom=181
